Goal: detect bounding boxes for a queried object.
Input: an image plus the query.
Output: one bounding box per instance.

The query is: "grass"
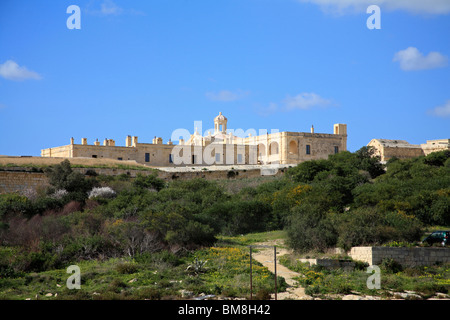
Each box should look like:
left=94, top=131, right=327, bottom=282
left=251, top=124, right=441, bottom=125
left=0, top=156, right=157, bottom=172
left=215, top=230, right=287, bottom=249
left=1, top=229, right=449, bottom=300
left=279, top=253, right=450, bottom=299
left=0, top=231, right=286, bottom=300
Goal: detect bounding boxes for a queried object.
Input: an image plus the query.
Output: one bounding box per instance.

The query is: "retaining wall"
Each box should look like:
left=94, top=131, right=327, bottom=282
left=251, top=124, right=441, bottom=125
left=350, top=246, right=450, bottom=267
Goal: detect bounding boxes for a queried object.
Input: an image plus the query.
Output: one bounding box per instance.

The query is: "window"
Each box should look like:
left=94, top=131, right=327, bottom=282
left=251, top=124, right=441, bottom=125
left=334, top=146, right=339, bottom=154
left=215, top=153, right=221, bottom=163
left=145, top=153, right=150, bottom=162
left=169, top=154, right=173, bottom=163
left=92, top=155, right=97, bottom=158
left=118, top=157, right=123, bottom=161
left=237, top=154, right=243, bottom=164
left=289, top=141, right=297, bottom=154
left=192, top=155, right=196, bottom=164
left=306, top=145, right=311, bottom=155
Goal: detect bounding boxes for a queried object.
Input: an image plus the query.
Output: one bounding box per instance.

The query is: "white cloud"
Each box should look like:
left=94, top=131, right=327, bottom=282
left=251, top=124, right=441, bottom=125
left=428, top=100, right=450, bottom=118
left=257, top=92, right=334, bottom=116
left=100, top=0, right=123, bottom=15
left=0, top=60, right=41, bottom=81
left=298, top=0, right=450, bottom=15
left=284, top=92, right=333, bottom=110
left=85, top=0, right=145, bottom=16
left=205, top=90, right=249, bottom=102
left=393, top=47, right=448, bottom=71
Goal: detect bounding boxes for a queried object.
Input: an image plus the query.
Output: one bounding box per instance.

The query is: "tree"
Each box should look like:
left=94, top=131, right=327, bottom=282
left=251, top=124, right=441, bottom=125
left=133, top=173, right=165, bottom=191
left=423, top=150, right=450, bottom=167
left=285, top=204, right=338, bottom=253
left=44, top=160, right=94, bottom=196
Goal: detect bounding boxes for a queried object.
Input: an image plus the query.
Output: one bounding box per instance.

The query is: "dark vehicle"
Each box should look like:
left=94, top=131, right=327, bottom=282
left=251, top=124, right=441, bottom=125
left=422, top=231, right=449, bottom=246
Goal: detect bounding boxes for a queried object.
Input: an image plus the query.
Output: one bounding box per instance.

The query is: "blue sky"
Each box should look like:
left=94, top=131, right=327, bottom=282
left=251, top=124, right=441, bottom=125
left=0, top=0, right=449, bottom=156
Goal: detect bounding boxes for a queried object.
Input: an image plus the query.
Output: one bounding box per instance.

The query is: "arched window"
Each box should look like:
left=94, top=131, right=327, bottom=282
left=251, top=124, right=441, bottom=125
left=258, top=144, right=266, bottom=158
left=289, top=140, right=298, bottom=154
left=269, top=142, right=279, bottom=155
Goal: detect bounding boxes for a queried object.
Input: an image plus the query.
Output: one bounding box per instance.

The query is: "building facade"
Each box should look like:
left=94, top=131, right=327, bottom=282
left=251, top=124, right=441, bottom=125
left=367, top=138, right=450, bottom=162
left=41, top=112, right=348, bottom=167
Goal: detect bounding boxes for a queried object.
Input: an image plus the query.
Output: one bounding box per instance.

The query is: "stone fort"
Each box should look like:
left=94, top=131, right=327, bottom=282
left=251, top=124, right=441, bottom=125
left=367, top=138, right=450, bottom=162
left=41, top=112, right=348, bottom=167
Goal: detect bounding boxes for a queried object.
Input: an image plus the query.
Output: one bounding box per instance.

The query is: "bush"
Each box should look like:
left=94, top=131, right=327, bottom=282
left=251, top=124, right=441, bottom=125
left=202, top=200, right=274, bottom=236
left=116, top=262, right=139, bottom=274
left=107, top=279, right=128, bottom=293
left=50, top=189, right=68, bottom=200
left=0, top=193, right=34, bottom=218
left=254, top=288, right=271, bottom=300
left=336, top=207, right=423, bottom=250
left=380, top=258, right=403, bottom=274
left=88, top=187, right=116, bottom=200
left=133, top=173, right=165, bottom=191
left=44, top=160, right=95, bottom=198
left=285, top=204, right=338, bottom=253
left=165, top=221, right=216, bottom=247
left=133, top=287, right=161, bottom=300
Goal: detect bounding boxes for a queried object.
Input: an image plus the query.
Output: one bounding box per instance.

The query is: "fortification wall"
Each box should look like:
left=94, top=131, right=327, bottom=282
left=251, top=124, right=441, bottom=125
left=0, top=171, right=51, bottom=194
left=383, top=146, right=424, bottom=160
left=0, top=166, right=284, bottom=194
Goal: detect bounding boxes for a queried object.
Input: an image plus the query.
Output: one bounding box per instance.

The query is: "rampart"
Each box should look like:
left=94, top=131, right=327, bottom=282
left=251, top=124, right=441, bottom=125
left=0, top=166, right=285, bottom=194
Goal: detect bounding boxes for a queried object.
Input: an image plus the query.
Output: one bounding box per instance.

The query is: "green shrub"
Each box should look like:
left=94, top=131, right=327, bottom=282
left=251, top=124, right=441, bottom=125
left=133, top=287, right=161, bottom=300
left=380, top=258, right=403, bottom=274
left=254, top=288, right=271, bottom=300
left=116, top=263, right=139, bottom=274
left=107, top=279, right=128, bottom=293
left=285, top=204, right=338, bottom=253
left=133, top=173, right=165, bottom=191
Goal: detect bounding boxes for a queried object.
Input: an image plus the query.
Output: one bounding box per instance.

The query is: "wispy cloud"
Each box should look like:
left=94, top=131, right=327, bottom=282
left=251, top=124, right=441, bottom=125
left=428, top=100, right=450, bottom=118
left=85, top=0, right=145, bottom=16
left=205, top=89, right=249, bottom=102
left=258, top=92, right=335, bottom=116
left=284, top=92, right=334, bottom=110
left=0, top=60, right=41, bottom=81
left=298, top=0, right=450, bottom=15
left=100, top=0, right=123, bottom=15
left=393, top=47, right=448, bottom=71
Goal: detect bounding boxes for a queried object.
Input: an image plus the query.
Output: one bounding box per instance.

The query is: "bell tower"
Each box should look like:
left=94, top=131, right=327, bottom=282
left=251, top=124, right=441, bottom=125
left=214, top=112, right=228, bottom=134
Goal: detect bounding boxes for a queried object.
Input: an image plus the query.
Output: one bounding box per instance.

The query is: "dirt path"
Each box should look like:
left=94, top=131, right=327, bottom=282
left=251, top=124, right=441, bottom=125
left=251, top=239, right=313, bottom=300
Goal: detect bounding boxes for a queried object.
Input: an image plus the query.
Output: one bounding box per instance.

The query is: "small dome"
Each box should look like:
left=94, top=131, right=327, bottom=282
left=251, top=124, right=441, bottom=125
left=214, top=112, right=227, bottom=121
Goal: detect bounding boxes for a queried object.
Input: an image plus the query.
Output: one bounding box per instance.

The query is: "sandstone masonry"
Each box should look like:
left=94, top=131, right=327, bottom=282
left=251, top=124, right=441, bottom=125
left=350, top=246, right=450, bottom=267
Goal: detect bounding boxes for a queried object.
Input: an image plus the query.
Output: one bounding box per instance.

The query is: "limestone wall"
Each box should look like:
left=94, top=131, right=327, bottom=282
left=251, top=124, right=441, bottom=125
left=0, top=166, right=284, bottom=194
left=383, top=146, right=424, bottom=160
left=0, top=171, right=50, bottom=194
left=350, top=246, right=450, bottom=267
